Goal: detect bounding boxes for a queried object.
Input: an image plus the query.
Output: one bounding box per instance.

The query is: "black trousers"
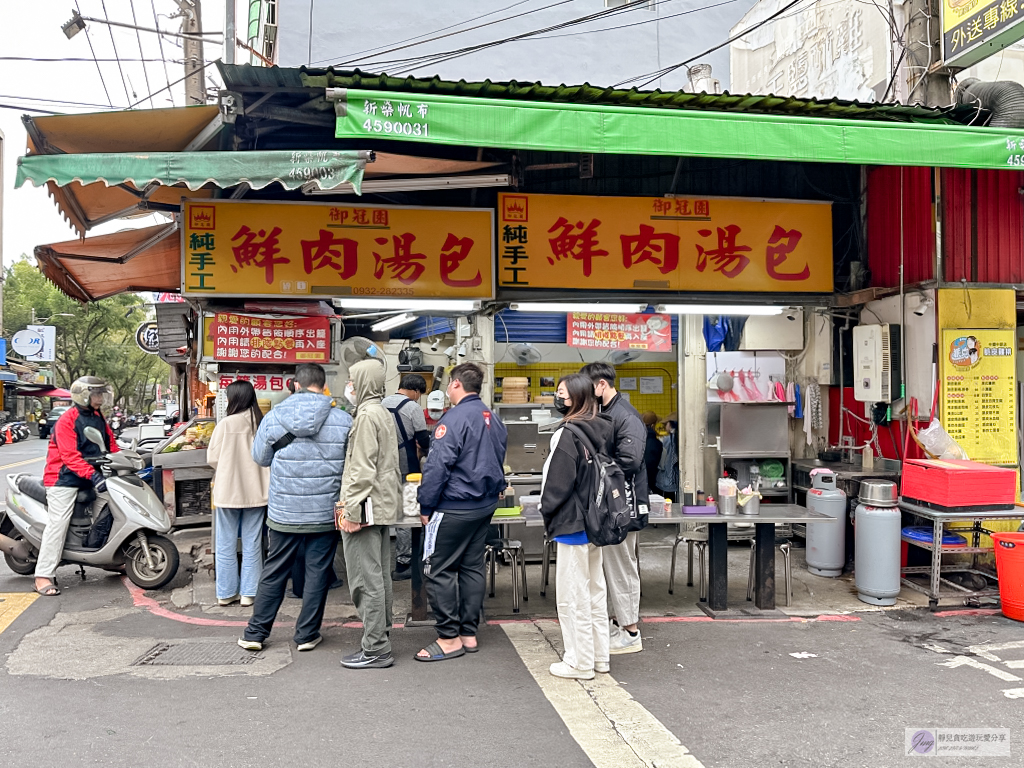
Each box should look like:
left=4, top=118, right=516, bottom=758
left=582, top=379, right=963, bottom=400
left=245, top=528, right=339, bottom=645
left=425, top=504, right=497, bottom=640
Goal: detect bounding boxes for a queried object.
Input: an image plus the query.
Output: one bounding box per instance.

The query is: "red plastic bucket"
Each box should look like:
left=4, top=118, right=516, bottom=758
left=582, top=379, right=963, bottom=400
left=992, top=532, right=1024, bottom=621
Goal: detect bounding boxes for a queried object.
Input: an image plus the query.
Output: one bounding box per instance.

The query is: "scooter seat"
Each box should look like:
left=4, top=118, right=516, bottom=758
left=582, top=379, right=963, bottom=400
left=17, top=476, right=48, bottom=504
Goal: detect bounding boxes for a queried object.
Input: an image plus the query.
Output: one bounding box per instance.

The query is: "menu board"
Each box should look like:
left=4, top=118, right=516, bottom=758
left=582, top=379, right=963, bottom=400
left=567, top=312, right=672, bottom=352
left=940, top=329, right=1017, bottom=465
left=211, top=312, right=330, bottom=364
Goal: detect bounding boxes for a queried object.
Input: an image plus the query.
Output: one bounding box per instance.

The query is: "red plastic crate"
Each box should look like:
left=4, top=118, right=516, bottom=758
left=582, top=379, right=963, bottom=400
left=901, top=459, right=1017, bottom=510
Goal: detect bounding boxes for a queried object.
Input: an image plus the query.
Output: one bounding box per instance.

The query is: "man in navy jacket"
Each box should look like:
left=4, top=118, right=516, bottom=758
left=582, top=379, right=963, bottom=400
left=415, top=363, right=507, bottom=661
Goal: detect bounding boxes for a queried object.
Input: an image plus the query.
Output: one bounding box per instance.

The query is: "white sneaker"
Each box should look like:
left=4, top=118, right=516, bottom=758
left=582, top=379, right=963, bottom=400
left=218, top=595, right=240, bottom=606
left=595, top=661, right=610, bottom=673
left=609, top=627, right=643, bottom=655
left=240, top=596, right=254, bottom=607
left=237, top=638, right=263, bottom=652
left=296, top=636, right=323, bottom=652
left=549, top=661, right=595, bottom=680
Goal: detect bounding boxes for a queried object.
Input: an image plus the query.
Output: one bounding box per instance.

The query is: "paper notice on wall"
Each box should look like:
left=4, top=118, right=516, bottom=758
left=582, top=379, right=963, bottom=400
left=640, top=376, right=664, bottom=394
left=619, top=377, right=638, bottom=391
left=620, top=392, right=631, bottom=403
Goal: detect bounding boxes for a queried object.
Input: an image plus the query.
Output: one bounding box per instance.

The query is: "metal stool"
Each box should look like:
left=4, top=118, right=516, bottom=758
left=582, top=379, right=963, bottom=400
left=485, top=538, right=528, bottom=613
left=540, top=536, right=557, bottom=597
left=746, top=536, right=793, bottom=607
left=669, top=522, right=755, bottom=598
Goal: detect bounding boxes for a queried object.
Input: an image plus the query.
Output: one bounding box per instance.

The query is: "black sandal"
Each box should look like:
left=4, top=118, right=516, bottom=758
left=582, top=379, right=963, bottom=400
left=414, top=640, right=465, bottom=662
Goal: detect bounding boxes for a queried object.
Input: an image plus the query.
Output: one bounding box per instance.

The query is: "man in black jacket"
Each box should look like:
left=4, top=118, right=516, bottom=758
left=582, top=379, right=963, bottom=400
left=581, top=363, right=648, bottom=654
left=415, top=363, right=508, bottom=661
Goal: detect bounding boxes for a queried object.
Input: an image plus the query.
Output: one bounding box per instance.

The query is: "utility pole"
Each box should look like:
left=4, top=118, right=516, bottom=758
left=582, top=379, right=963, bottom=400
left=905, top=0, right=951, bottom=107
left=176, top=0, right=207, bottom=105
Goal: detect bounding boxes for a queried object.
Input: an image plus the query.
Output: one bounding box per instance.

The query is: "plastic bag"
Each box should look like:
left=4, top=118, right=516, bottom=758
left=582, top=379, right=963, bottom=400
left=915, top=419, right=968, bottom=460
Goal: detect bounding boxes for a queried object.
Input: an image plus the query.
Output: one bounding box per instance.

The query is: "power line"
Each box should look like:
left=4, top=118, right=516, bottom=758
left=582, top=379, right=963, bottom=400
left=125, top=58, right=217, bottom=109
left=0, top=104, right=64, bottom=115
left=129, top=0, right=155, bottom=108
left=522, top=0, right=740, bottom=41
left=614, top=0, right=811, bottom=89
left=313, top=0, right=536, bottom=67
left=100, top=0, right=133, bottom=104
left=375, top=0, right=685, bottom=76
left=0, top=93, right=115, bottom=109
left=75, top=0, right=113, bottom=108
left=334, top=0, right=578, bottom=68
left=151, top=0, right=175, bottom=106
left=0, top=56, right=191, bottom=62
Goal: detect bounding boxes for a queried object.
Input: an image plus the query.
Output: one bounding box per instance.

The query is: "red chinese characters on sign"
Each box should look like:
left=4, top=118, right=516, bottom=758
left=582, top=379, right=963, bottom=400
left=765, top=225, right=809, bottom=281
left=566, top=313, right=672, bottom=352
left=621, top=225, right=679, bottom=274
left=219, top=374, right=292, bottom=392
left=439, top=233, right=483, bottom=288
left=695, top=225, right=752, bottom=278
left=230, top=226, right=287, bottom=284
left=373, top=233, right=427, bottom=285
left=547, top=217, right=609, bottom=277
left=301, top=230, right=358, bottom=279
left=212, top=313, right=330, bottom=364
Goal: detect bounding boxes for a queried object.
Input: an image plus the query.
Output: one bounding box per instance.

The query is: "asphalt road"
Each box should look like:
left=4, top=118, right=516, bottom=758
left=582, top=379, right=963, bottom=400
left=0, top=437, right=1021, bottom=767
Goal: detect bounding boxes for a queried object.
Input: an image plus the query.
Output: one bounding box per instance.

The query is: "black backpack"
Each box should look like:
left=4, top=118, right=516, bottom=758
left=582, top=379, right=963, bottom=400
left=564, top=422, right=631, bottom=547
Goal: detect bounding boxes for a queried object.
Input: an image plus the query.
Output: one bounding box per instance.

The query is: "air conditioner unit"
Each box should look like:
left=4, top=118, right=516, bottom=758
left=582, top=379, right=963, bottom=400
left=852, top=323, right=902, bottom=403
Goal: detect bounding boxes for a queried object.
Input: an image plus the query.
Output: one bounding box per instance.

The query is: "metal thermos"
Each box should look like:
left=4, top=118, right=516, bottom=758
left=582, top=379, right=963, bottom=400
left=854, top=480, right=901, bottom=606
left=805, top=470, right=847, bottom=577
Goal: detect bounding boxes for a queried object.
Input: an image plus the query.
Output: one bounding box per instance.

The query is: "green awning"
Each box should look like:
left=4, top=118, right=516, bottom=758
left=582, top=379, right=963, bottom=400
left=332, top=88, right=1024, bottom=171
left=16, top=149, right=370, bottom=193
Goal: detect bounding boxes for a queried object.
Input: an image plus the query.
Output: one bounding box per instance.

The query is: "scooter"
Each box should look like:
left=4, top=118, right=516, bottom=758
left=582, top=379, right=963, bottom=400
left=0, top=426, right=179, bottom=590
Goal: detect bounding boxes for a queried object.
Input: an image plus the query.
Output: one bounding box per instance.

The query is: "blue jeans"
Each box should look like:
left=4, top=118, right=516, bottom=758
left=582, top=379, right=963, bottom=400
left=214, top=506, right=266, bottom=600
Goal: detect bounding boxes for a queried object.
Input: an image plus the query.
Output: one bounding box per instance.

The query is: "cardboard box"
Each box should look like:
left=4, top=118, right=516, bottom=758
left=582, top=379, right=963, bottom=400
left=901, top=459, right=1017, bottom=510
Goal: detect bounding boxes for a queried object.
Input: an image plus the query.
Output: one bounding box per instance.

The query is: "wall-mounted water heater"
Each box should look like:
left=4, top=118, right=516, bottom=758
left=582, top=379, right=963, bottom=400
left=852, top=324, right=902, bottom=403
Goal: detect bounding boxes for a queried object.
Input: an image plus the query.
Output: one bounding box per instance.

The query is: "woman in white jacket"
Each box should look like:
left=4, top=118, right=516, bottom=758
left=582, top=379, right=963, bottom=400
left=207, top=381, right=270, bottom=606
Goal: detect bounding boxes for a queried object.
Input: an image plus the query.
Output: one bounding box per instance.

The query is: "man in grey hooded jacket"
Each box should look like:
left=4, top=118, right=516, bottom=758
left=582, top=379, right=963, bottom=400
left=239, top=364, right=352, bottom=653
left=338, top=359, right=402, bottom=669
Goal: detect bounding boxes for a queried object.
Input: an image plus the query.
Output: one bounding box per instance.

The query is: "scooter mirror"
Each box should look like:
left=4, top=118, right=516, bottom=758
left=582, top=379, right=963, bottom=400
left=83, top=426, right=106, bottom=448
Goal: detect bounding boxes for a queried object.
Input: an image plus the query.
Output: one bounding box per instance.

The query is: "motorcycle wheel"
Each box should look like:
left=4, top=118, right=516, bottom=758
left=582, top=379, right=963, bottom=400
left=123, top=535, right=180, bottom=590
left=3, top=535, right=37, bottom=576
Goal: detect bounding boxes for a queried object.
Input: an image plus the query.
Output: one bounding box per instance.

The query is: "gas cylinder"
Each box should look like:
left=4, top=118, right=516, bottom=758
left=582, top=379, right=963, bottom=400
left=805, top=469, right=847, bottom=577
left=854, top=480, right=901, bottom=606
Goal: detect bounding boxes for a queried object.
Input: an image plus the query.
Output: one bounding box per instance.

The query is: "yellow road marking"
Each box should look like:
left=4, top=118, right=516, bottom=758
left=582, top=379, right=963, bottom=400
left=0, top=457, right=45, bottom=472
left=0, top=593, right=39, bottom=635
left=503, top=620, right=705, bottom=768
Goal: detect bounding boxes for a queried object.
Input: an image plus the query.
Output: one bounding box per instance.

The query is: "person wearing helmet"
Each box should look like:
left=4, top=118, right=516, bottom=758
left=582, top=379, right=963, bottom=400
left=35, top=376, right=119, bottom=596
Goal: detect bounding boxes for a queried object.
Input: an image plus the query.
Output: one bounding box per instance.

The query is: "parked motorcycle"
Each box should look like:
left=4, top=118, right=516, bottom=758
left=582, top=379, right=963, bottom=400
left=0, top=426, right=179, bottom=589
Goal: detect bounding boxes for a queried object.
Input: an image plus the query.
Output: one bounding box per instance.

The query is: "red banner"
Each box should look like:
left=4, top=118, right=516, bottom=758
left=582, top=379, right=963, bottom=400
left=212, top=313, right=330, bottom=364
left=567, top=313, right=672, bottom=352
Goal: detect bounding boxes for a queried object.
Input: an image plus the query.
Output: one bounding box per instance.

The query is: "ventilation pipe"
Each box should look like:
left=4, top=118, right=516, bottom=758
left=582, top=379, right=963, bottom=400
left=956, top=78, right=1024, bottom=128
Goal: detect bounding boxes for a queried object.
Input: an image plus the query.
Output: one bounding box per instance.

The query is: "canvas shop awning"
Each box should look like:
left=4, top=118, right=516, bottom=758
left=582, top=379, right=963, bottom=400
left=320, top=78, right=1023, bottom=171
left=34, top=223, right=180, bottom=302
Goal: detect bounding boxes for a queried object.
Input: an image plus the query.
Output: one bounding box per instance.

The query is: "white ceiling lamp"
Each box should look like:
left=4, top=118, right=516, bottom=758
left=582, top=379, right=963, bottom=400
left=333, top=298, right=480, bottom=312
left=658, top=304, right=786, bottom=316
left=302, top=174, right=513, bottom=195
left=371, top=313, right=417, bottom=332
left=510, top=302, right=651, bottom=314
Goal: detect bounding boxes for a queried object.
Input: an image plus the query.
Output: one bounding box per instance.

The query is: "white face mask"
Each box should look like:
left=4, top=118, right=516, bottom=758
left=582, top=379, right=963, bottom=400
left=345, top=382, right=357, bottom=406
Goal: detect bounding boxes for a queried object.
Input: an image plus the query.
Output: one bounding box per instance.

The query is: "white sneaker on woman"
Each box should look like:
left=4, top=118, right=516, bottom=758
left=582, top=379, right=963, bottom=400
left=549, top=661, right=595, bottom=680
left=595, top=661, right=610, bottom=673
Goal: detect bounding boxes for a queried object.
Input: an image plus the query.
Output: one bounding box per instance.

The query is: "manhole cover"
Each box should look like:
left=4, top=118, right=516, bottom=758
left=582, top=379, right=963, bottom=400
left=133, top=642, right=262, bottom=666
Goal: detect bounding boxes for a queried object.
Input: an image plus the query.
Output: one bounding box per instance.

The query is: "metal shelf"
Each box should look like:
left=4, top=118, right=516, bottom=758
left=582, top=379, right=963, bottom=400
left=901, top=536, right=992, bottom=555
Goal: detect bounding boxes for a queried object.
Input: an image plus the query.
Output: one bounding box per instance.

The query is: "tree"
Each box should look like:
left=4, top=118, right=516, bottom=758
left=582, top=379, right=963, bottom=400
left=3, top=257, right=172, bottom=409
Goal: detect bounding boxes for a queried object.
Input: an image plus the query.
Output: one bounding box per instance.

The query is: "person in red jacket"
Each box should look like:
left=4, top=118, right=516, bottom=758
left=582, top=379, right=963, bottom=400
left=35, top=376, right=118, bottom=596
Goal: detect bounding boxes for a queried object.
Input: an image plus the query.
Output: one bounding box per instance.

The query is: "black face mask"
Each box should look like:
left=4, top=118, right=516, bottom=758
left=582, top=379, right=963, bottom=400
left=554, top=395, right=570, bottom=415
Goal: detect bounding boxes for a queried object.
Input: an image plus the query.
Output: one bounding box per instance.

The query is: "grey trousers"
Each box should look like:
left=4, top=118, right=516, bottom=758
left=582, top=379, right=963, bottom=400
left=602, top=531, right=640, bottom=627
left=342, top=524, right=394, bottom=654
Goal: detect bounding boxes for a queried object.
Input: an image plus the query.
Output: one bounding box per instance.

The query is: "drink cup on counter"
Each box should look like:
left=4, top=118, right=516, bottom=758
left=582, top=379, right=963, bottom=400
left=717, top=477, right=738, bottom=516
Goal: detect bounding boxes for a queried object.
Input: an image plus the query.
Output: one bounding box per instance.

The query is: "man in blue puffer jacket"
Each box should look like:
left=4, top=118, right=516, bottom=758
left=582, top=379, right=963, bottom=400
left=239, top=363, right=352, bottom=653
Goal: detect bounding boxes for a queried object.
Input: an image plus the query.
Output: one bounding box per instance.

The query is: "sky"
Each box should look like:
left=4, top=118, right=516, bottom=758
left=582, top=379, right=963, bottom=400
left=0, top=0, right=231, bottom=268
